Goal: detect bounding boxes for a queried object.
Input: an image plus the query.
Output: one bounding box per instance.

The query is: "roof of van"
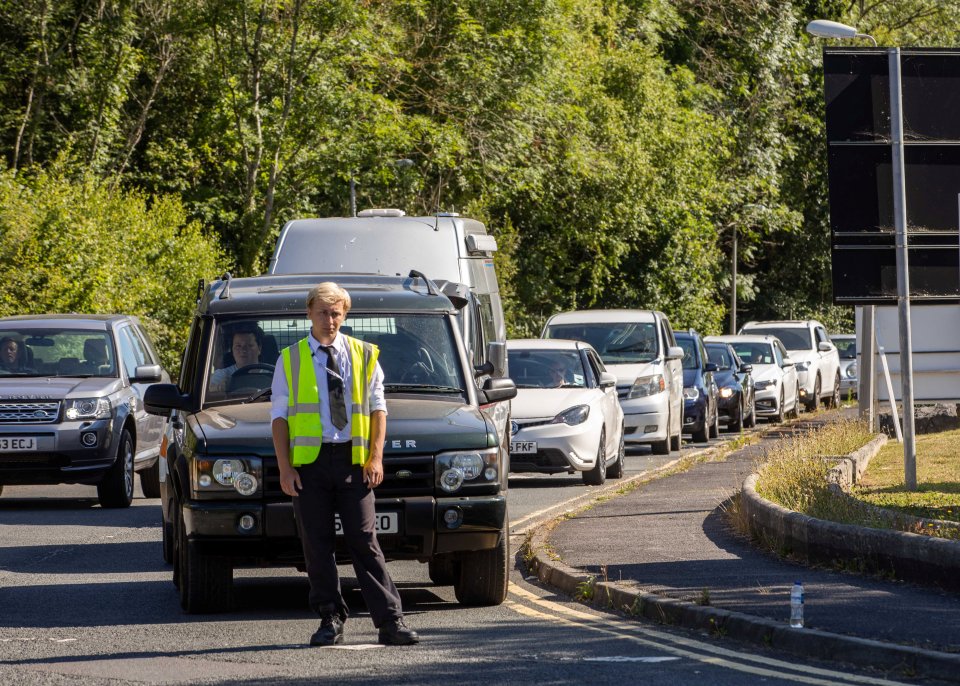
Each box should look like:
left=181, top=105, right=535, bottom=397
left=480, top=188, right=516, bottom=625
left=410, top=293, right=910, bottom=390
left=198, top=273, right=457, bottom=317
left=545, top=309, right=659, bottom=325
left=268, top=214, right=491, bottom=282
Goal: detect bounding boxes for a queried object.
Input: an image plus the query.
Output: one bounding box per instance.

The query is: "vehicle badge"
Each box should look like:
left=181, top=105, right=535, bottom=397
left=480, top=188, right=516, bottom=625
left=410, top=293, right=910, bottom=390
left=396, top=470, right=412, bottom=479
left=34, top=410, right=47, bottom=418
left=510, top=421, right=519, bottom=436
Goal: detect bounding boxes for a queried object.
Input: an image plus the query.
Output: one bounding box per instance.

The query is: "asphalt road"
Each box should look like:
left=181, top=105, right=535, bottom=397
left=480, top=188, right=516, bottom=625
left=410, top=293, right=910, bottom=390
left=0, top=430, right=928, bottom=685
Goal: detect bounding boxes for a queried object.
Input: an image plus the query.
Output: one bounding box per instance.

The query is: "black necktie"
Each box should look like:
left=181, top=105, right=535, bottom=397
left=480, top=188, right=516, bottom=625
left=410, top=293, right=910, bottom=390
left=319, top=344, right=347, bottom=430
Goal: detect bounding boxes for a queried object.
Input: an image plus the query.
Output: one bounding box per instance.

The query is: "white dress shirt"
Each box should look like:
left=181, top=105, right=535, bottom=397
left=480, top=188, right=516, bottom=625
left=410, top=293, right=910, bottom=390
left=270, top=332, right=387, bottom=443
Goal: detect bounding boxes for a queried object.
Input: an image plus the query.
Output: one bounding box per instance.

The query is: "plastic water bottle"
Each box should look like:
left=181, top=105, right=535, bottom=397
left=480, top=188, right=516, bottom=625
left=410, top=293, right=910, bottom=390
left=790, top=581, right=804, bottom=628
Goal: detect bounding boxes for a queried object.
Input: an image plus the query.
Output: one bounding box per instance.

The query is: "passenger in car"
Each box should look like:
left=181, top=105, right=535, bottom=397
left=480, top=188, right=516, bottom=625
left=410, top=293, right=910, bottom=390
left=210, top=323, right=266, bottom=392
left=0, top=336, right=27, bottom=372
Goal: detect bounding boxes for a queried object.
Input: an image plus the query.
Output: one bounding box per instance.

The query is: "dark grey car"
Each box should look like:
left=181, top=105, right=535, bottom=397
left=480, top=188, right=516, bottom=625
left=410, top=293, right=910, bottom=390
left=0, top=314, right=169, bottom=507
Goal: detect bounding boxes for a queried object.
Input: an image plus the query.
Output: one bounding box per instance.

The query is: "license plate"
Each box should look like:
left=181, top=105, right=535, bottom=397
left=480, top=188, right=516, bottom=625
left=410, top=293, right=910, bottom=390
left=510, top=441, right=537, bottom=454
left=0, top=436, right=37, bottom=452
left=334, top=512, right=398, bottom=535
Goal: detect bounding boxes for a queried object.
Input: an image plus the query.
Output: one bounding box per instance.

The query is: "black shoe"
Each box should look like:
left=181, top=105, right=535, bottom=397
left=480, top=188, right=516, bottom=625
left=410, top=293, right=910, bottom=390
left=378, top=618, right=419, bottom=646
left=310, top=614, right=345, bottom=646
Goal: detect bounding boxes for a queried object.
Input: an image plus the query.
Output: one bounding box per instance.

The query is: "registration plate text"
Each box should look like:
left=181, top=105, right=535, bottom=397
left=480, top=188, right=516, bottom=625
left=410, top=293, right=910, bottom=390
left=334, top=512, right=398, bottom=535
left=0, top=436, right=36, bottom=452
left=510, top=441, right=537, bottom=454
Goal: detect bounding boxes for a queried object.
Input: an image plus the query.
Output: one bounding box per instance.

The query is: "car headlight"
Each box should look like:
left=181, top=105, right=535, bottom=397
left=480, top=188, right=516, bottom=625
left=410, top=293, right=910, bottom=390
left=682, top=387, right=699, bottom=401
left=436, top=448, right=500, bottom=493
left=64, top=397, right=112, bottom=420
left=846, top=363, right=858, bottom=378
left=629, top=374, right=665, bottom=398
left=795, top=361, right=810, bottom=371
left=552, top=404, right=590, bottom=425
left=192, top=456, right=262, bottom=497
left=755, top=379, right=777, bottom=390
left=719, top=387, right=734, bottom=398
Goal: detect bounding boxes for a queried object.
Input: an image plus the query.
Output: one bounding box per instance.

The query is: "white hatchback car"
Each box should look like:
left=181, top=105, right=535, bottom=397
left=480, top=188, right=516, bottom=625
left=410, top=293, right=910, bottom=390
left=739, top=320, right=840, bottom=411
left=831, top=333, right=857, bottom=399
left=541, top=310, right=684, bottom=455
left=709, top=335, right=800, bottom=423
left=507, top=339, right=625, bottom=485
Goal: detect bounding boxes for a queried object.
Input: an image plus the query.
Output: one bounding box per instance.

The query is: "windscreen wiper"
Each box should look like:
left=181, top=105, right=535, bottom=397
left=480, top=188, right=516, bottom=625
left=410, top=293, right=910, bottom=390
left=242, top=387, right=273, bottom=403
left=384, top=383, right=464, bottom=393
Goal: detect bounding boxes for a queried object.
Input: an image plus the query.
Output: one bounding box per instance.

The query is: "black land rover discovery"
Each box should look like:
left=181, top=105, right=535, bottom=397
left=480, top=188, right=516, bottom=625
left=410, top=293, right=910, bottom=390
left=144, top=273, right=516, bottom=613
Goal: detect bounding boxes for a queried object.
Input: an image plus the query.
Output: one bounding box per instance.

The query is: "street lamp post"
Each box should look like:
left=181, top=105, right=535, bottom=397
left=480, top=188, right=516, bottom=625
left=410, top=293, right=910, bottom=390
left=730, top=223, right=737, bottom=335
left=806, top=19, right=918, bottom=489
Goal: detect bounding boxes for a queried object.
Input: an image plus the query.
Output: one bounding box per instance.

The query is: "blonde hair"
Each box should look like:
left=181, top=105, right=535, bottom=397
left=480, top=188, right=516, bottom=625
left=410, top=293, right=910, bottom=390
left=306, top=282, right=352, bottom=312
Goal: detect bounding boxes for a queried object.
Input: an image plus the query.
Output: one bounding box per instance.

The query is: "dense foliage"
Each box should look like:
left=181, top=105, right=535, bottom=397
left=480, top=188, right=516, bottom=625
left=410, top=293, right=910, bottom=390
left=1, top=0, right=957, bottom=357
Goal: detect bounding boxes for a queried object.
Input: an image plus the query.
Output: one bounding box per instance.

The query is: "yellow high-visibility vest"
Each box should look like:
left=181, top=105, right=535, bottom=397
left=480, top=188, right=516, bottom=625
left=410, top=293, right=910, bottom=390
left=281, top=335, right=379, bottom=466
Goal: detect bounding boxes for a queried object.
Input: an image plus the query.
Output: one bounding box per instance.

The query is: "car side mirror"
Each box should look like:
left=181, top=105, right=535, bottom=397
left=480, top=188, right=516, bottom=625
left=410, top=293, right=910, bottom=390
left=599, top=371, right=617, bottom=388
left=818, top=341, right=833, bottom=352
left=782, top=357, right=795, bottom=368
left=132, top=364, right=163, bottom=383
left=473, top=360, right=495, bottom=378
left=479, top=377, right=517, bottom=404
left=486, top=341, right=507, bottom=378
left=666, top=346, right=684, bottom=361
left=144, top=383, right=192, bottom=415
left=741, top=363, right=753, bottom=374
left=704, top=362, right=718, bottom=373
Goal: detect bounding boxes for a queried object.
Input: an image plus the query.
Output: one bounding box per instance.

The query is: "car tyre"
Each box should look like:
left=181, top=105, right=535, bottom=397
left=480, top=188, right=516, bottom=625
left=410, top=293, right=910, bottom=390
left=140, top=460, right=161, bottom=498
left=97, top=429, right=134, bottom=509
left=728, top=400, right=743, bottom=432
left=745, top=398, right=757, bottom=428
left=691, top=411, right=709, bottom=443
left=806, top=375, right=821, bottom=412
left=708, top=402, right=720, bottom=439
left=774, top=389, right=785, bottom=423
left=825, top=373, right=841, bottom=409
left=606, top=428, right=625, bottom=479
left=651, top=412, right=671, bottom=455
left=428, top=555, right=457, bottom=586
left=583, top=430, right=607, bottom=486
left=787, top=384, right=801, bottom=419
left=177, top=506, right=234, bottom=613
left=454, top=524, right=509, bottom=606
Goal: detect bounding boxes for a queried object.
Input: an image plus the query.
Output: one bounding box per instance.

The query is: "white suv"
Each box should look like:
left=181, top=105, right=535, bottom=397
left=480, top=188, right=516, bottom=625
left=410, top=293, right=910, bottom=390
left=542, top=310, right=684, bottom=455
left=739, top=320, right=840, bottom=411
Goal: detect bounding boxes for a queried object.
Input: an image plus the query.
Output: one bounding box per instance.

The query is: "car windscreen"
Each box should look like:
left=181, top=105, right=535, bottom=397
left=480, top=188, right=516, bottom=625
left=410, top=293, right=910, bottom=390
left=675, top=337, right=699, bottom=370
left=705, top=344, right=733, bottom=370
left=508, top=349, right=587, bottom=389
left=0, top=329, right=117, bottom=378
left=834, top=338, right=856, bottom=359
left=730, top=342, right=774, bottom=366
left=744, top=327, right=811, bottom=351
left=544, top=322, right=658, bottom=365
left=205, top=313, right=466, bottom=402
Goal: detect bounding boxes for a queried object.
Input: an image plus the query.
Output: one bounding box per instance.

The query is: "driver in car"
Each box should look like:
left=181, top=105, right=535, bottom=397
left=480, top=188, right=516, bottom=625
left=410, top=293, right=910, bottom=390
left=210, top=323, right=266, bottom=392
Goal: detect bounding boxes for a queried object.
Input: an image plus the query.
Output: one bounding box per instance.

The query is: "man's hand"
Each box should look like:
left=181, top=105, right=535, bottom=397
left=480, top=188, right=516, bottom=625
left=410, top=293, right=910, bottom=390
left=363, top=456, right=384, bottom=489
left=279, top=468, right=302, bottom=497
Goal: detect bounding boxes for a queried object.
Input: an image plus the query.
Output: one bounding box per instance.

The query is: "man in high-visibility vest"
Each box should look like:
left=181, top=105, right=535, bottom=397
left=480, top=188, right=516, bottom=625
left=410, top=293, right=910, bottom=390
left=270, top=282, right=419, bottom=647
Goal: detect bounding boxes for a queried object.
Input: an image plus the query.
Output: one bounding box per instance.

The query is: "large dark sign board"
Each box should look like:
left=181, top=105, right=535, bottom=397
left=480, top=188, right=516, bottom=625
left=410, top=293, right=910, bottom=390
left=824, top=48, right=960, bottom=304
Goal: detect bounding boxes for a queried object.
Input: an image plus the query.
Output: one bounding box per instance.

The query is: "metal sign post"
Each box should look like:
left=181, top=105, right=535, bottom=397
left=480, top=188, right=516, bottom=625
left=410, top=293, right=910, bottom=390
left=888, top=48, right=918, bottom=489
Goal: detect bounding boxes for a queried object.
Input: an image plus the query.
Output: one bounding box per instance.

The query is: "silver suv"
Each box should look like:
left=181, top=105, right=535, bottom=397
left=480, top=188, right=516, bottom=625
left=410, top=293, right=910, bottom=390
left=739, top=319, right=840, bottom=411
left=0, top=314, right=169, bottom=507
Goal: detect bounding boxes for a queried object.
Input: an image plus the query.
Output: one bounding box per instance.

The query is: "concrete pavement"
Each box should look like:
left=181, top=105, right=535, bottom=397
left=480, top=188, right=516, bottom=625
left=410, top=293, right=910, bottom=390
left=522, top=412, right=960, bottom=682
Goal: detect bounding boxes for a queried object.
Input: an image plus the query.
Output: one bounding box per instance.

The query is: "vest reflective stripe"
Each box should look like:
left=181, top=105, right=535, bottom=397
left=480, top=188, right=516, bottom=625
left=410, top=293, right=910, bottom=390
left=281, top=336, right=379, bottom=467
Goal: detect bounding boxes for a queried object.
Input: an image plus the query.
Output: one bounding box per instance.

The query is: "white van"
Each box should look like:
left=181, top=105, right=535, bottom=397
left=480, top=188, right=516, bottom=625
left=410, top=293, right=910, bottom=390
left=541, top=309, right=684, bottom=454
left=268, top=209, right=506, bottom=377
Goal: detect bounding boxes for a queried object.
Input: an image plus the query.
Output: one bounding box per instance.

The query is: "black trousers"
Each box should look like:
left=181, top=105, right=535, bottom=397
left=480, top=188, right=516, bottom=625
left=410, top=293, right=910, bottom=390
left=292, top=442, right=402, bottom=627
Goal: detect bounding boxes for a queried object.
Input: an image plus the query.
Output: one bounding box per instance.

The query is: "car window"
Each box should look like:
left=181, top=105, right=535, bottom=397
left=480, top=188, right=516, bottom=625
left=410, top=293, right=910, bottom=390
left=774, top=341, right=786, bottom=366
left=676, top=337, right=699, bottom=369
left=118, top=326, right=149, bottom=379
left=815, top=327, right=829, bottom=345
left=0, top=328, right=118, bottom=378
left=705, top=344, right=732, bottom=370
left=206, top=314, right=466, bottom=402
left=583, top=350, right=603, bottom=387
left=132, top=325, right=159, bottom=365
left=744, top=326, right=811, bottom=351
left=507, top=349, right=587, bottom=389
left=544, top=322, right=658, bottom=365
left=731, top=342, right=774, bottom=366
left=834, top=338, right=857, bottom=359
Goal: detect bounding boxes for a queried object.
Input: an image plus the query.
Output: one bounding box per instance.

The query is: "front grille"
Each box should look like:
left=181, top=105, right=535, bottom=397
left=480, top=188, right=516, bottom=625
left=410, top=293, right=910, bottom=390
left=262, top=453, right=435, bottom=498
left=0, top=402, right=60, bottom=424
left=512, top=448, right=571, bottom=471
left=617, top=385, right=632, bottom=400
left=515, top=418, right=553, bottom=430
